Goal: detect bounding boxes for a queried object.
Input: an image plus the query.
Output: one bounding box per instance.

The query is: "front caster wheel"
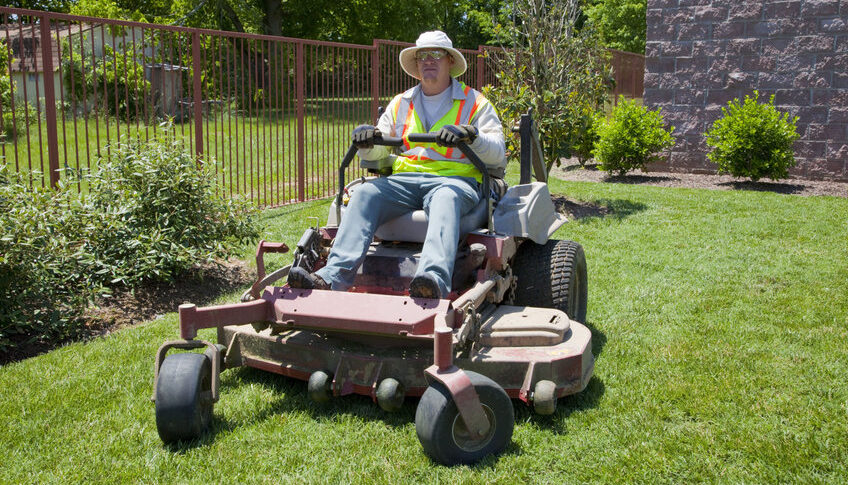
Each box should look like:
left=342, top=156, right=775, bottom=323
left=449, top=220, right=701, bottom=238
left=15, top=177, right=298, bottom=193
left=414, top=371, right=514, bottom=465
left=155, top=352, right=213, bottom=443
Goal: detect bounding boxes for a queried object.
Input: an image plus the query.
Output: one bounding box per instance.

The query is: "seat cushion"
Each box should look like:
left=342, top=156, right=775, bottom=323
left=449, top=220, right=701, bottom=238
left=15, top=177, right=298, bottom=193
left=374, top=198, right=488, bottom=243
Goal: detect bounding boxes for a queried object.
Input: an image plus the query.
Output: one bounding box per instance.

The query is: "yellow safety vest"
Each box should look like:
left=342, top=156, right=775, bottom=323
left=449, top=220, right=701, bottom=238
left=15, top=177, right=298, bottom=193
left=388, top=82, right=487, bottom=182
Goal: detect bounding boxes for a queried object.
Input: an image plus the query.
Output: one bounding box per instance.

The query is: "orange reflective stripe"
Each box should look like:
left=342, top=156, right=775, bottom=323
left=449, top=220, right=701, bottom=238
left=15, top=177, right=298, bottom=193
left=402, top=100, right=416, bottom=151
left=445, top=85, right=472, bottom=158
left=468, top=97, right=482, bottom=123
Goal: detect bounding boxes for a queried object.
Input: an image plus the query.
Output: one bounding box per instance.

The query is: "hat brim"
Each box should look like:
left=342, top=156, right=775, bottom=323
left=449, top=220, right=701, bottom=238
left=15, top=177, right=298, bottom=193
left=399, top=46, right=467, bottom=80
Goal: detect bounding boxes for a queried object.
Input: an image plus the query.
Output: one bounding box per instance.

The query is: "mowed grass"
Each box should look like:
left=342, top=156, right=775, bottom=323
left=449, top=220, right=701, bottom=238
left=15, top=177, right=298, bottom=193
left=1, top=176, right=847, bottom=483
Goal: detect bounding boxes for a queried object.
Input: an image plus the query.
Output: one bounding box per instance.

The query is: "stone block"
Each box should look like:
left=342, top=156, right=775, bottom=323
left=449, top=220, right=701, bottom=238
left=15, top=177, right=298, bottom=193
left=667, top=7, right=697, bottom=24
left=794, top=72, right=832, bottom=88
left=646, top=42, right=663, bottom=57
left=837, top=35, right=848, bottom=52
left=758, top=72, right=795, bottom=89
left=726, top=71, right=757, bottom=89
left=794, top=140, right=827, bottom=157
left=741, top=55, right=776, bottom=71
left=829, top=107, right=848, bottom=122
left=765, top=1, right=801, bottom=19
left=761, top=38, right=793, bottom=57
left=695, top=6, right=728, bottom=22
left=812, top=88, right=848, bottom=104
left=677, top=23, right=711, bottom=41
left=693, top=40, right=727, bottom=57
left=775, top=89, right=811, bottom=106
left=677, top=56, right=711, bottom=73
left=707, top=88, right=745, bottom=105
left=648, top=23, right=677, bottom=41
left=777, top=54, right=817, bottom=72
left=793, top=106, right=829, bottom=123
left=800, top=0, right=839, bottom=17
left=647, top=56, right=677, bottom=74
left=728, top=3, right=763, bottom=21
left=795, top=35, right=836, bottom=53
left=727, top=38, right=760, bottom=56
left=827, top=143, right=848, bottom=160
left=674, top=89, right=707, bottom=105
left=820, top=18, right=848, bottom=33
left=691, top=71, right=726, bottom=88
left=823, top=123, right=847, bottom=141
left=644, top=88, right=675, bottom=106
left=816, top=53, right=848, bottom=70
left=714, top=22, right=746, bottom=39
left=648, top=0, right=679, bottom=8
left=664, top=41, right=694, bottom=56
left=806, top=157, right=846, bottom=180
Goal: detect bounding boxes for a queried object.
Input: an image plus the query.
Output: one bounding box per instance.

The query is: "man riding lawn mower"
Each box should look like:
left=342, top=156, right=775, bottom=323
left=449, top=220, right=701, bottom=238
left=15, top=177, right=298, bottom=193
left=153, top=31, right=593, bottom=466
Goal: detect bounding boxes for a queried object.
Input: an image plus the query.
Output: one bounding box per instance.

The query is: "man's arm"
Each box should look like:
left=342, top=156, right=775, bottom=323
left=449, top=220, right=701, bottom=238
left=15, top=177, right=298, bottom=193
left=467, top=99, right=506, bottom=171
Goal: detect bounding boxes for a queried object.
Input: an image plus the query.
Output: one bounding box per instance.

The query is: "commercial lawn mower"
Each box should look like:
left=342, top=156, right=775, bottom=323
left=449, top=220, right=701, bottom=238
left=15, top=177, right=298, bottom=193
left=152, top=111, right=593, bottom=465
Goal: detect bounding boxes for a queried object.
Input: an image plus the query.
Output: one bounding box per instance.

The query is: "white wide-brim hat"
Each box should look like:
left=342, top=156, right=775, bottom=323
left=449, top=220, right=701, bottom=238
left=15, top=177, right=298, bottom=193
left=399, top=30, right=467, bottom=80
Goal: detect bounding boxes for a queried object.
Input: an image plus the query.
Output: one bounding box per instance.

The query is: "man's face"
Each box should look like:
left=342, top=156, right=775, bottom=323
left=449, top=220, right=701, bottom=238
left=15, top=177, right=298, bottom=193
left=416, top=49, right=453, bottom=88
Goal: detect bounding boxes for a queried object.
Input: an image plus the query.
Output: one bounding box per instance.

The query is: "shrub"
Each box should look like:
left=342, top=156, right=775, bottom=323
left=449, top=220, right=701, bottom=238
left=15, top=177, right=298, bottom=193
left=0, top=168, right=108, bottom=352
left=0, top=138, right=258, bottom=353
left=705, top=91, right=800, bottom=182
left=85, top=137, right=259, bottom=287
left=593, top=97, right=675, bottom=175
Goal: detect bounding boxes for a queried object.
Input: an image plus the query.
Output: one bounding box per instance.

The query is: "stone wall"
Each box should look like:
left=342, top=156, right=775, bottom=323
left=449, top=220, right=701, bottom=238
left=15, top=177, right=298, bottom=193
left=644, top=0, right=848, bottom=180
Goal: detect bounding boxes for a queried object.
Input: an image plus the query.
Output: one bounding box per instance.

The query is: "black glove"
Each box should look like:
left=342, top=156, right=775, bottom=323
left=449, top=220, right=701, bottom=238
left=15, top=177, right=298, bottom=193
left=435, top=124, right=478, bottom=147
left=352, top=124, right=380, bottom=149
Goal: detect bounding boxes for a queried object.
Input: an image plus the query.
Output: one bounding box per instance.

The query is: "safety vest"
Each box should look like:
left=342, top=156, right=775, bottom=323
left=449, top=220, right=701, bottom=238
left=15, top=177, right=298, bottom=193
left=387, top=82, right=487, bottom=182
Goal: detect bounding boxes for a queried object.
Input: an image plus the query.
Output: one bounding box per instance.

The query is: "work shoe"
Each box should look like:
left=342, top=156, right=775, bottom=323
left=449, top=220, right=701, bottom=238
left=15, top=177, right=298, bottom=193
left=287, top=267, right=330, bottom=290
left=409, top=273, right=441, bottom=299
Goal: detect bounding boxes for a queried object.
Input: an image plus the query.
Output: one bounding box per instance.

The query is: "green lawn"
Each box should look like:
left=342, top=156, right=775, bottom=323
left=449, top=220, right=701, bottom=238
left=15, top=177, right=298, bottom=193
left=1, top=175, right=846, bottom=483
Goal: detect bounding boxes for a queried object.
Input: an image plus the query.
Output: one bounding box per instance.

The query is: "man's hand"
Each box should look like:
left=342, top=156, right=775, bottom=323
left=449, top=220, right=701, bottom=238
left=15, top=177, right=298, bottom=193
left=435, top=124, right=478, bottom=147
left=352, top=124, right=380, bottom=149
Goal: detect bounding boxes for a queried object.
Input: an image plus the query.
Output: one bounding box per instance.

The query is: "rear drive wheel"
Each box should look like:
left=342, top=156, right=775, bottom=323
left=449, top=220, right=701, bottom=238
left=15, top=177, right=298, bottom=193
left=511, top=239, right=588, bottom=323
left=155, top=352, right=213, bottom=443
left=415, top=371, right=514, bottom=465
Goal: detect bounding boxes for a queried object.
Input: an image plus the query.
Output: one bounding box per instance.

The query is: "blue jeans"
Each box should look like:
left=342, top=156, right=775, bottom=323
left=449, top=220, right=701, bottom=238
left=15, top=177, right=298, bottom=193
left=315, top=172, right=480, bottom=297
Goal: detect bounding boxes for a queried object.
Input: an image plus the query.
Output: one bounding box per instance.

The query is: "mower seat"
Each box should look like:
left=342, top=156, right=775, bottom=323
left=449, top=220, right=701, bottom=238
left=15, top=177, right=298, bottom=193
left=374, top=197, right=488, bottom=243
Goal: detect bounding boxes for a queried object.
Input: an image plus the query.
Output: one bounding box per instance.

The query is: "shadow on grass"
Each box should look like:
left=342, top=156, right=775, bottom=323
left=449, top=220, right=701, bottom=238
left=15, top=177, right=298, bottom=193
left=717, top=180, right=806, bottom=195
left=553, top=196, right=647, bottom=221
left=605, top=174, right=676, bottom=184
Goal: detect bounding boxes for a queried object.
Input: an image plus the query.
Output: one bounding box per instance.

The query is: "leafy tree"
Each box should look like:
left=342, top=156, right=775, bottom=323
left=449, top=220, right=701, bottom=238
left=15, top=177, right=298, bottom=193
left=583, top=0, right=646, bottom=54
left=482, top=0, right=611, bottom=174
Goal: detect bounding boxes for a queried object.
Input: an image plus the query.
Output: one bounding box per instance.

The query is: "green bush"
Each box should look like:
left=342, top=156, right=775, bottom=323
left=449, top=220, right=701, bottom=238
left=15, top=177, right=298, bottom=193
left=0, top=138, right=258, bottom=352
left=593, top=97, right=675, bottom=175
left=85, top=137, right=259, bottom=287
left=705, top=91, right=800, bottom=182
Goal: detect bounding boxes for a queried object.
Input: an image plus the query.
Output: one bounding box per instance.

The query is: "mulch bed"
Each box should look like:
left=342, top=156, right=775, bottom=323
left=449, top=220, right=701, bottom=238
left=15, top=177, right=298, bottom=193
left=1, top=260, right=254, bottom=365
left=551, top=159, right=848, bottom=198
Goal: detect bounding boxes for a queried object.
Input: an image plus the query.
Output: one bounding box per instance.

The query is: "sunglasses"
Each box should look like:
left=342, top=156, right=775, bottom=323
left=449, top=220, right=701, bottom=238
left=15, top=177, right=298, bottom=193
left=415, top=49, right=449, bottom=61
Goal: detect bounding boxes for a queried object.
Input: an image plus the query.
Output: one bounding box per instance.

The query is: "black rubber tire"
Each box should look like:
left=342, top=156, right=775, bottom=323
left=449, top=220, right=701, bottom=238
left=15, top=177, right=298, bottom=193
left=415, top=371, right=514, bottom=466
left=511, top=239, right=588, bottom=323
left=155, top=353, right=213, bottom=443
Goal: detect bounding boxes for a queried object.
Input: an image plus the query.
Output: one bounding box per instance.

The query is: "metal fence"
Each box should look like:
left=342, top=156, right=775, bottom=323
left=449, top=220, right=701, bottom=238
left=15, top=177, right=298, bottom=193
left=1, top=7, right=644, bottom=207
